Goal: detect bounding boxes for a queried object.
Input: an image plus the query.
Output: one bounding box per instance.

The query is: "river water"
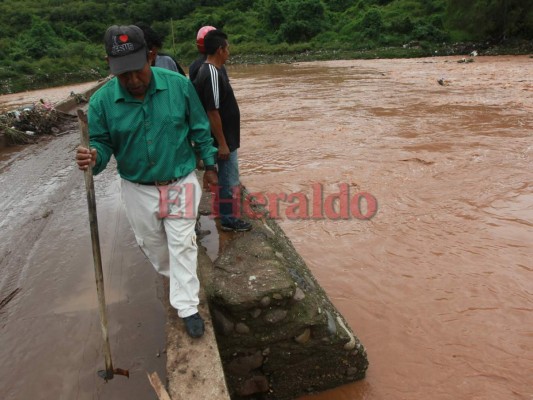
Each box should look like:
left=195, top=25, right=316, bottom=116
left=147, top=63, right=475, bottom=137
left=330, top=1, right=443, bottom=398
left=230, top=56, right=532, bottom=400
left=1, top=56, right=532, bottom=400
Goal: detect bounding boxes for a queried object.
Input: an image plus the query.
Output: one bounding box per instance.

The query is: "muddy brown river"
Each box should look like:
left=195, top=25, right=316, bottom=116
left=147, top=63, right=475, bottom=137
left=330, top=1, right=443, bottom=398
left=1, top=55, right=532, bottom=399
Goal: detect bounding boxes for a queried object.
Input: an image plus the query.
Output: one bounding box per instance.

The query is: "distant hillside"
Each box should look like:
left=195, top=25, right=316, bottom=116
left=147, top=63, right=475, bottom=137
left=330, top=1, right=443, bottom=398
left=0, top=0, right=531, bottom=93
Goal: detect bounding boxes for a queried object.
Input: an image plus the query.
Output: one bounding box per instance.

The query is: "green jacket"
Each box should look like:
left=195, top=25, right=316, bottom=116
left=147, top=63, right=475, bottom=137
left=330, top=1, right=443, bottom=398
left=88, top=67, right=217, bottom=183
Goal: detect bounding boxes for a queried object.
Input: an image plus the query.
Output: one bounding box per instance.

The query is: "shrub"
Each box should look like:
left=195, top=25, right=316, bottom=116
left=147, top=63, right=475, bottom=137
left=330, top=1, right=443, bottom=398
left=360, top=8, right=384, bottom=39
left=278, top=0, right=327, bottom=43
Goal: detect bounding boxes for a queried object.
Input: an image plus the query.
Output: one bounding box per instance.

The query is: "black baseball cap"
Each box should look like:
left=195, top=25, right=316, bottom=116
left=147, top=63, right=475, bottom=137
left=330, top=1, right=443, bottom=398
left=104, top=25, right=147, bottom=75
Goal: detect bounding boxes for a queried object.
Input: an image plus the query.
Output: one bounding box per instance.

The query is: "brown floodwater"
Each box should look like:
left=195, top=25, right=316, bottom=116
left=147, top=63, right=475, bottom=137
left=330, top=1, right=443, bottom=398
left=0, top=81, right=97, bottom=112
left=229, top=56, right=532, bottom=400
left=0, top=55, right=531, bottom=400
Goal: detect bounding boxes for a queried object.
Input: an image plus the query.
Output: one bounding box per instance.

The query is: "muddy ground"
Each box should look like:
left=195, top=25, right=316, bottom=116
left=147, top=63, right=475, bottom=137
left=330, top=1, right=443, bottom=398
left=0, top=118, right=167, bottom=399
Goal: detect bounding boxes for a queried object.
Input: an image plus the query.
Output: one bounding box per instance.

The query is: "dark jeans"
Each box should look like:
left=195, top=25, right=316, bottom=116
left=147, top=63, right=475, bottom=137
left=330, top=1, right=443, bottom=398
left=217, top=149, right=240, bottom=225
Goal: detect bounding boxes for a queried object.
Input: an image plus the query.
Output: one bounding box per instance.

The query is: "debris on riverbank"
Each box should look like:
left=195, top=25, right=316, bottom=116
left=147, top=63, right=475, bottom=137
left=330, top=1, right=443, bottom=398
left=0, top=100, right=76, bottom=146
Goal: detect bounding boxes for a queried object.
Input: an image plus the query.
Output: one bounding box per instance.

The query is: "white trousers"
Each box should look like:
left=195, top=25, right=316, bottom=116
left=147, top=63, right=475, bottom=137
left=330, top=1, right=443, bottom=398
left=120, top=172, right=201, bottom=318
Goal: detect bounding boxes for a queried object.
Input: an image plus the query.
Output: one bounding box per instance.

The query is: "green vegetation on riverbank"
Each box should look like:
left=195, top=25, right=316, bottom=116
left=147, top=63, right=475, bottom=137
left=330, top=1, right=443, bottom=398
left=0, top=0, right=531, bottom=94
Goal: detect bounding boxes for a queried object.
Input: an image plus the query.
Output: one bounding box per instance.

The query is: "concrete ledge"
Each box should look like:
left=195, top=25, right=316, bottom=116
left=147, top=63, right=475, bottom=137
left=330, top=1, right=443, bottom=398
left=53, top=77, right=111, bottom=115
left=208, top=216, right=368, bottom=399
left=181, top=182, right=369, bottom=399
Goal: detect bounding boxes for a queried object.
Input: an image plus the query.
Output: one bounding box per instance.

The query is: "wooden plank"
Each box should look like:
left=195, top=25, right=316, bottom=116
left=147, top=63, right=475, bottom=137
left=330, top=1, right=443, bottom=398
left=147, top=371, right=173, bottom=400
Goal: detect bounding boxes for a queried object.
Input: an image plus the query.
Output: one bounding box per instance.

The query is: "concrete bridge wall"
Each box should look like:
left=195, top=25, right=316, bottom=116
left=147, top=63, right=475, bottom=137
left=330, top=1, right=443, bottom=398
left=199, top=188, right=369, bottom=399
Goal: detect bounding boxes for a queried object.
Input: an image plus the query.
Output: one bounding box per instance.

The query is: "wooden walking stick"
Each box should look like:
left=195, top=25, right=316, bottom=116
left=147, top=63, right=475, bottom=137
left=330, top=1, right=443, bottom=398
left=78, top=109, right=129, bottom=381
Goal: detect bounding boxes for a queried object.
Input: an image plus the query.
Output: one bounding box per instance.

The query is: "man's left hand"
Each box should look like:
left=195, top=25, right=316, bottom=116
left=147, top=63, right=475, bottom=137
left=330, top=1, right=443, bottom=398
left=203, top=170, right=218, bottom=191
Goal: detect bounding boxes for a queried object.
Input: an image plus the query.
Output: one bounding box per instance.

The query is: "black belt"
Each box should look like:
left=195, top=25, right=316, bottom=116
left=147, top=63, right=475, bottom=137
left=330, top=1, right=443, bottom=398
left=137, top=177, right=182, bottom=186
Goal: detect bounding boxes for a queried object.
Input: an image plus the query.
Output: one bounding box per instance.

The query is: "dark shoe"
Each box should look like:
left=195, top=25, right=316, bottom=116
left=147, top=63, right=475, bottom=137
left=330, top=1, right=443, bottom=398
left=183, top=313, right=205, bottom=338
left=221, top=218, right=252, bottom=232
left=195, top=219, right=211, bottom=239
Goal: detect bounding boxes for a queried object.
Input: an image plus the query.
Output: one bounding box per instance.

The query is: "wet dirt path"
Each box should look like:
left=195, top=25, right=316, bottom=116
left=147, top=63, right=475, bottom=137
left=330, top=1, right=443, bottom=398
left=0, top=121, right=166, bottom=399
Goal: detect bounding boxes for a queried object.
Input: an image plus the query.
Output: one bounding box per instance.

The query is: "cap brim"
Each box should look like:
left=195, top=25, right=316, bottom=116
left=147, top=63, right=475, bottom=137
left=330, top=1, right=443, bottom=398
left=108, top=50, right=147, bottom=75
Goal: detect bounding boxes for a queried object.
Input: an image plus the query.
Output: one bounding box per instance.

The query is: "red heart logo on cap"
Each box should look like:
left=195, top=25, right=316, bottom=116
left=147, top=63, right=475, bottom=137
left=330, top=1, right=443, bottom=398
left=118, top=34, right=129, bottom=43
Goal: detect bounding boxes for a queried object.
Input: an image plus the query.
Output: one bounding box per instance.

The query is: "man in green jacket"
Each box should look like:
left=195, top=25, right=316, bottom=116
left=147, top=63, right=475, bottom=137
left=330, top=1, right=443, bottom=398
left=76, top=25, right=218, bottom=338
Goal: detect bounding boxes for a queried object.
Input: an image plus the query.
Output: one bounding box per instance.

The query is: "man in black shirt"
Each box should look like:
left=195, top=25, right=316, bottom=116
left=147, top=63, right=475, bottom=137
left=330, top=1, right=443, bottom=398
left=193, top=30, right=252, bottom=232
left=189, top=25, right=228, bottom=82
